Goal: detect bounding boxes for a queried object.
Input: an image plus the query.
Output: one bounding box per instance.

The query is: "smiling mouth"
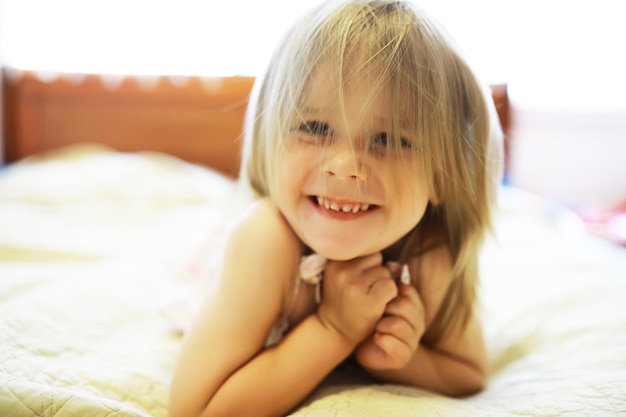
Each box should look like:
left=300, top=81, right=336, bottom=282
left=311, top=196, right=377, bottom=213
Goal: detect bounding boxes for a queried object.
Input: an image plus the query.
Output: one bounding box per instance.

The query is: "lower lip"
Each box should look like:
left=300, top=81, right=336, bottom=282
left=309, top=198, right=376, bottom=220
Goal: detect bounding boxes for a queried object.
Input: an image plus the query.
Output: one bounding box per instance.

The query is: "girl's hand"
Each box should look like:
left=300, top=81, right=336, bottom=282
left=317, top=253, right=398, bottom=346
left=354, top=283, right=425, bottom=370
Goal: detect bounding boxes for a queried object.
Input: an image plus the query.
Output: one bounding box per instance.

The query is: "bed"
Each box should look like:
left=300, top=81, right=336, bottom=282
left=1, top=69, right=625, bottom=417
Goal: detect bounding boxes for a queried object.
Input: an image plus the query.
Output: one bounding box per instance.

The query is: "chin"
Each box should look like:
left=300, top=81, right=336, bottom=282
left=318, top=251, right=358, bottom=261
left=308, top=241, right=370, bottom=261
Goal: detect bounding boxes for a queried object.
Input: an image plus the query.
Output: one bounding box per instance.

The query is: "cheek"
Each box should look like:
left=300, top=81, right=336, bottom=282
left=395, top=179, right=430, bottom=225
left=275, top=165, right=295, bottom=201
left=401, top=195, right=428, bottom=227
left=276, top=151, right=310, bottom=195
left=412, top=197, right=430, bottom=223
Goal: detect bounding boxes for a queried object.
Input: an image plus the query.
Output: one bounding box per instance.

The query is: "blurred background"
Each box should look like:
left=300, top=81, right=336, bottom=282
left=1, top=0, right=624, bottom=209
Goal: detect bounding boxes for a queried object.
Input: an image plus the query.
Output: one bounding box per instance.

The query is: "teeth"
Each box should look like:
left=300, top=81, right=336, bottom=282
left=315, top=197, right=371, bottom=213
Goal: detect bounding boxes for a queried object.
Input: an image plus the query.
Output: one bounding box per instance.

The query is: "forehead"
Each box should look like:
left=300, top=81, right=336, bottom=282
left=301, top=63, right=393, bottom=118
left=298, top=64, right=419, bottom=137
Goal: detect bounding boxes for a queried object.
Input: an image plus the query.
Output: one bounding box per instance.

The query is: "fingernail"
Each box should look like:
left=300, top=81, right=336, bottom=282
left=400, top=264, right=411, bottom=285
left=386, top=261, right=402, bottom=276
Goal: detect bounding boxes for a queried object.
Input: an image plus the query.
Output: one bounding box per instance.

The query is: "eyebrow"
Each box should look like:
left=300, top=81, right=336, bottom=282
left=299, top=107, right=408, bottom=131
left=301, top=107, right=389, bottom=121
left=299, top=106, right=324, bottom=116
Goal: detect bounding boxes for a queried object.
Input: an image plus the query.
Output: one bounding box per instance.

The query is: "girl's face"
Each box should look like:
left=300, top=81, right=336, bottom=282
left=274, top=68, right=430, bottom=260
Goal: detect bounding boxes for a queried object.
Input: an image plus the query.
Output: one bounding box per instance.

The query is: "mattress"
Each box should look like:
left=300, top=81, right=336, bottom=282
left=1, top=145, right=625, bottom=416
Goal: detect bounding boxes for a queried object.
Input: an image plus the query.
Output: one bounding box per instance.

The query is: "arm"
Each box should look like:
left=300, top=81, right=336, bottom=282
left=168, top=201, right=398, bottom=417
left=365, top=311, right=487, bottom=396
left=356, top=245, right=488, bottom=396
left=168, top=200, right=352, bottom=417
left=206, top=315, right=355, bottom=416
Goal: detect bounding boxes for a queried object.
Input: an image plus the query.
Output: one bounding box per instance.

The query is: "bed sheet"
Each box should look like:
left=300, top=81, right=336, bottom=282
left=0, top=145, right=235, bottom=417
left=1, top=145, right=625, bottom=417
left=294, top=189, right=626, bottom=416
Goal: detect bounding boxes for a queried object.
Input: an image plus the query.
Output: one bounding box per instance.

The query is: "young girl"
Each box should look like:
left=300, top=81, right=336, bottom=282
left=169, top=0, right=502, bottom=416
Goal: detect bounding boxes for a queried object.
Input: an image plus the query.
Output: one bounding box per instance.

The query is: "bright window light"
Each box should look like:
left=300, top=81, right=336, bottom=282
left=0, top=0, right=624, bottom=110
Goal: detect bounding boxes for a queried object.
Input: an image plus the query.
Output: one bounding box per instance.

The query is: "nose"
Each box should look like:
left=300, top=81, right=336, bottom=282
left=322, top=141, right=367, bottom=181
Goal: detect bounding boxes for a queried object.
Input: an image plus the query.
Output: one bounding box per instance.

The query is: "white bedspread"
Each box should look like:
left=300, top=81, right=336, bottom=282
left=1, top=146, right=625, bottom=416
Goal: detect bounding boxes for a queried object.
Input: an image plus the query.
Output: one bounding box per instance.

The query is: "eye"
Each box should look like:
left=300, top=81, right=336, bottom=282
left=299, top=120, right=330, bottom=136
left=372, top=133, right=413, bottom=150
left=373, top=132, right=389, bottom=147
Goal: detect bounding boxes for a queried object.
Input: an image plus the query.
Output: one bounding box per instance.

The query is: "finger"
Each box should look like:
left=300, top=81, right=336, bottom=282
left=373, top=332, right=412, bottom=360
left=382, top=296, right=423, bottom=335
left=336, top=259, right=392, bottom=292
left=325, top=252, right=382, bottom=282
left=376, top=315, right=414, bottom=345
left=385, top=286, right=423, bottom=316
left=368, top=275, right=398, bottom=302
left=398, top=283, right=421, bottom=302
left=352, top=252, right=383, bottom=271
left=385, top=294, right=422, bottom=315
left=362, top=264, right=393, bottom=287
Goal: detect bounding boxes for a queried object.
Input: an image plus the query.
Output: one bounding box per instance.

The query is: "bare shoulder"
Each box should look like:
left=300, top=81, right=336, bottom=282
left=409, top=239, right=487, bottom=374
left=224, top=198, right=303, bottom=298
left=408, top=242, right=453, bottom=326
left=181, top=198, right=302, bottom=378
left=231, top=198, right=292, bottom=237
left=168, top=198, right=304, bottom=416
left=228, top=198, right=302, bottom=262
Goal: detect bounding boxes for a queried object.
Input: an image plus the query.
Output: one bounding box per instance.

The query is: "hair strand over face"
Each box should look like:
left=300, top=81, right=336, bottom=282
left=241, top=0, right=504, bottom=342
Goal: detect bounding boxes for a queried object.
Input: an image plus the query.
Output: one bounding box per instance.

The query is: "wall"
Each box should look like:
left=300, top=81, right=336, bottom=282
left=509, top=108, right=626, bottom=209
left=0, top=0, right=624, bottom=206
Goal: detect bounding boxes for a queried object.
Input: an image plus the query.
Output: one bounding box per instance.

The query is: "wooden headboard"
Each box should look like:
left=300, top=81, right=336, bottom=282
left=2, top=69, right=509, bottom=178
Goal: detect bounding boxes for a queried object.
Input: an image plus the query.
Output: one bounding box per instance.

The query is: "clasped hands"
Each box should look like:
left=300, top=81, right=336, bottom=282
left=317, top=252, right=426, bottom=371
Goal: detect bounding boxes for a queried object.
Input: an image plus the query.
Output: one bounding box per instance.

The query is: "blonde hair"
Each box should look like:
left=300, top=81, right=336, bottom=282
left=241, top=0, right=503, bottom=342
